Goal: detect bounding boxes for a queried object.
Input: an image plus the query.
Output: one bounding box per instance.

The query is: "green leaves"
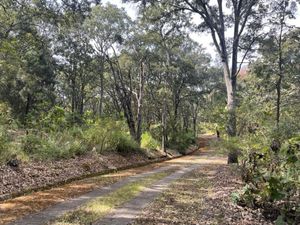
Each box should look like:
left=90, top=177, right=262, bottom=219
left=234, top=133, right=300, bottom=224
left=84, top=3, right=131, bottom=53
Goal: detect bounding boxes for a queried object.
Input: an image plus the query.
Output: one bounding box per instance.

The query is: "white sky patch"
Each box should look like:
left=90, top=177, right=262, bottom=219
left=102, top=0, right=138, bottom=19
left=103, top=0, right=300, bottom=61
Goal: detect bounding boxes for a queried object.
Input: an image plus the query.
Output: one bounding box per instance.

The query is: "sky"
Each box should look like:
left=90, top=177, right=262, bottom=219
left=102, top=0, right=300, bottom=60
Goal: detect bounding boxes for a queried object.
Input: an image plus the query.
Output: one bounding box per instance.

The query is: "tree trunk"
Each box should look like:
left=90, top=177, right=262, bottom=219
left=79, top=84, right=85, bottom=115
left=192, top=103, right=198, bottom=138
left=276, top=17, right=284, bottom=127
left=223, top=60, right=238, bottom=164
left=193, top=116, right=197, bottom=137
left=222, top=62, right=237, bottom=137
left=161, top=97, right=167, bottom=153
left=107, top=57, right=137, bottom=141
left=276, top=75, right=282, bottom=126
left=123, top=98, right=136, bottom=140
left=136, top=61, right=145, bottom=145
left=25, top=94, right=32, bottom=116
left=99, top=72, right=104, bottom=117
left=172, top=92, right=180, bottom=132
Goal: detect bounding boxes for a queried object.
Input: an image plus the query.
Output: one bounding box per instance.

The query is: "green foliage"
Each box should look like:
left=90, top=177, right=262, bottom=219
left=22, top=133, right=42, bottom=155
left=210, top=136, right=243, bottom=157
left=141, top=131, right=160, bottom=150
left=148, top=124, right=162, bottom=143
left=169, top=131, right=195, bottom=153
left=39, top=106, right=68, bottom=131
left=115, top=134, right=139, bottom=153
left=83, top=119, right=139, bottom=154
left=0, top=130, right=25, bottom=164
left=84, top=119, right=121, bottom=153
left=0, top=126, right=12, bottom=163
left=0, top=102, right=13, bottom=125
left=21, top=129, right=86, bottom=160
left=233, top=132, right=300, bottom=223
left=0, top=102, right=22, bottom=163
left=0, top=115, right=143, bottom=163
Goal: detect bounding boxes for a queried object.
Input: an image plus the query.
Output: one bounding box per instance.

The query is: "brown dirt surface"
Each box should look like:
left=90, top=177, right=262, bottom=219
left=0, top=135, right=216, bottom=225
left=131, top=149, right=273, bottom=225
left=0, top=158, right=175, bottom=225
left=0, top=150, right=159, bottom=198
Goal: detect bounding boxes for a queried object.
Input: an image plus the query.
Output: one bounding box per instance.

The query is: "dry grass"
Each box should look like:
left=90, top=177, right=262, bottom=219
left=50, top=170, right=175, bottom=225
left=0, top=162, right=170, bottom=225
left=0, top=135, right=213, bottom=225
left=131, top=164, right=272, bottom=225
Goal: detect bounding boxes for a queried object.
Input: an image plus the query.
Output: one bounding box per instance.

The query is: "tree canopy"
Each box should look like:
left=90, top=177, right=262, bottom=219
left=0, top=1, right=299, bottom=223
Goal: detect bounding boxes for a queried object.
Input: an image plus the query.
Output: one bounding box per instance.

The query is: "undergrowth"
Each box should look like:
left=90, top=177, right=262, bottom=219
left=211, top=129, right=300, bottom=224
left=0, top=103, right=194, bottom=164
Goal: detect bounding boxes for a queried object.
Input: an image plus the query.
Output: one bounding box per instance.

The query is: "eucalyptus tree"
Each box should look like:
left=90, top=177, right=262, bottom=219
left=127, top=0, right=267, bottom=140
left=136, top=11, right=212, bottom=149
left=84, top=3, right=131, bottom=116
left=0, top=0, right=57, bottom=121
left=53, top=0, right=96, bottom=120
left=263, top=0, right=297, bottom=126
left=0, top=0, right=19, bottom=41
left=250, top=27, right=300, bottom=131
left=85, top=3, right=145, bottom=142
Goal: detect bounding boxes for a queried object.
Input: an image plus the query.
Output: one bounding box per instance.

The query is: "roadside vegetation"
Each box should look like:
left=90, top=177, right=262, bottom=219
left=0, top=105, right=142, bottom=163
left=0, top=1, right=204, bottom=165
left=1, top=0, right=300, bottom=225
left=0, top=103, right=197, bottom=164
left=208, top=65, right=300, bottom=224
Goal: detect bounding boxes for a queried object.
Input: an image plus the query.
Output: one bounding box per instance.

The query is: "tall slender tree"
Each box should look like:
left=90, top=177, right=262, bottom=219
left=128, top=0, right=266, bottom=139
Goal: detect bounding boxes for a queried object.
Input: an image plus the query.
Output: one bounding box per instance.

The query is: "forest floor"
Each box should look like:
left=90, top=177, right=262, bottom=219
left=0, top=147, right=167, bottom=199
left=0, top=135, right=273, bottom=225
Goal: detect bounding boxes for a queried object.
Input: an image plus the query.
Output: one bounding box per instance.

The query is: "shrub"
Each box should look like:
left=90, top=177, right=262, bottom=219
left=235, top=133, right=300, bottom=224
left=21, top=128, right=87, bottom=160
left=22, top=133, right=57, bottom=160
left=0, top=103, right=26, bottom=163
left=83, top=120, right=119, bottom=152
left=7, top=118, right=142, bottom=163
left=148, top=124, right=162, bottom=142
left=115, top=133, right=139, bottom=153
left=0, top=102, right=14, bottom=125
left=39, top=106, right=68, bottom=132
left=0, top=126, right=12, bottom=163
left=22, top=133, right=42, bottom=155
left=52, top=128, right=87, bottom=158
left=141, top=132, right=160, bottom=150
left=83, top=119, right=138, bottom=153
left=169, top=131, right=195, bottom=153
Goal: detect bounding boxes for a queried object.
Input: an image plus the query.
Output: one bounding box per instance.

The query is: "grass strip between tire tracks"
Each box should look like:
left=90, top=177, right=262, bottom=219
left=49, top=169, right=176, bottom=225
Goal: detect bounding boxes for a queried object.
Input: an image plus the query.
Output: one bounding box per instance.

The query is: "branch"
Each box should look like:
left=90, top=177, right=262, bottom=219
left=238, top=0, right=257, bottom=38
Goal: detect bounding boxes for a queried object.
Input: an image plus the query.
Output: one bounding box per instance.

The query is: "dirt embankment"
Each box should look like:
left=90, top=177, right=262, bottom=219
left=0, top=150, right=164, bottom=200
left=0, top=140, right=201, bottom=201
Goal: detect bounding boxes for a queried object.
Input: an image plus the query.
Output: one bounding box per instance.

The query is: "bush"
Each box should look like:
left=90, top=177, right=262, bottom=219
left=21, top=127, right=87, bottom=160
left=0, top=102, right=14, bottom=125
left=84, top=119, right=139, bottom=153
left=148, top=124, right=162, bottom=142
left=141, top=132, right=160, bottom=150
left=169, top=131, right=195, bottom=153
left=38, top=106, right=68, bottom=132
left=83, top=119, right=119, bottom=152
left=22, top=133, right=42, bottom=155
left=115, top=133, right=139, bottom=153
left=3, top=117, right=141, bottom=163
left=0, top=126, right=12, bottom=163
left=235, top=133, right=300, bottom=224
